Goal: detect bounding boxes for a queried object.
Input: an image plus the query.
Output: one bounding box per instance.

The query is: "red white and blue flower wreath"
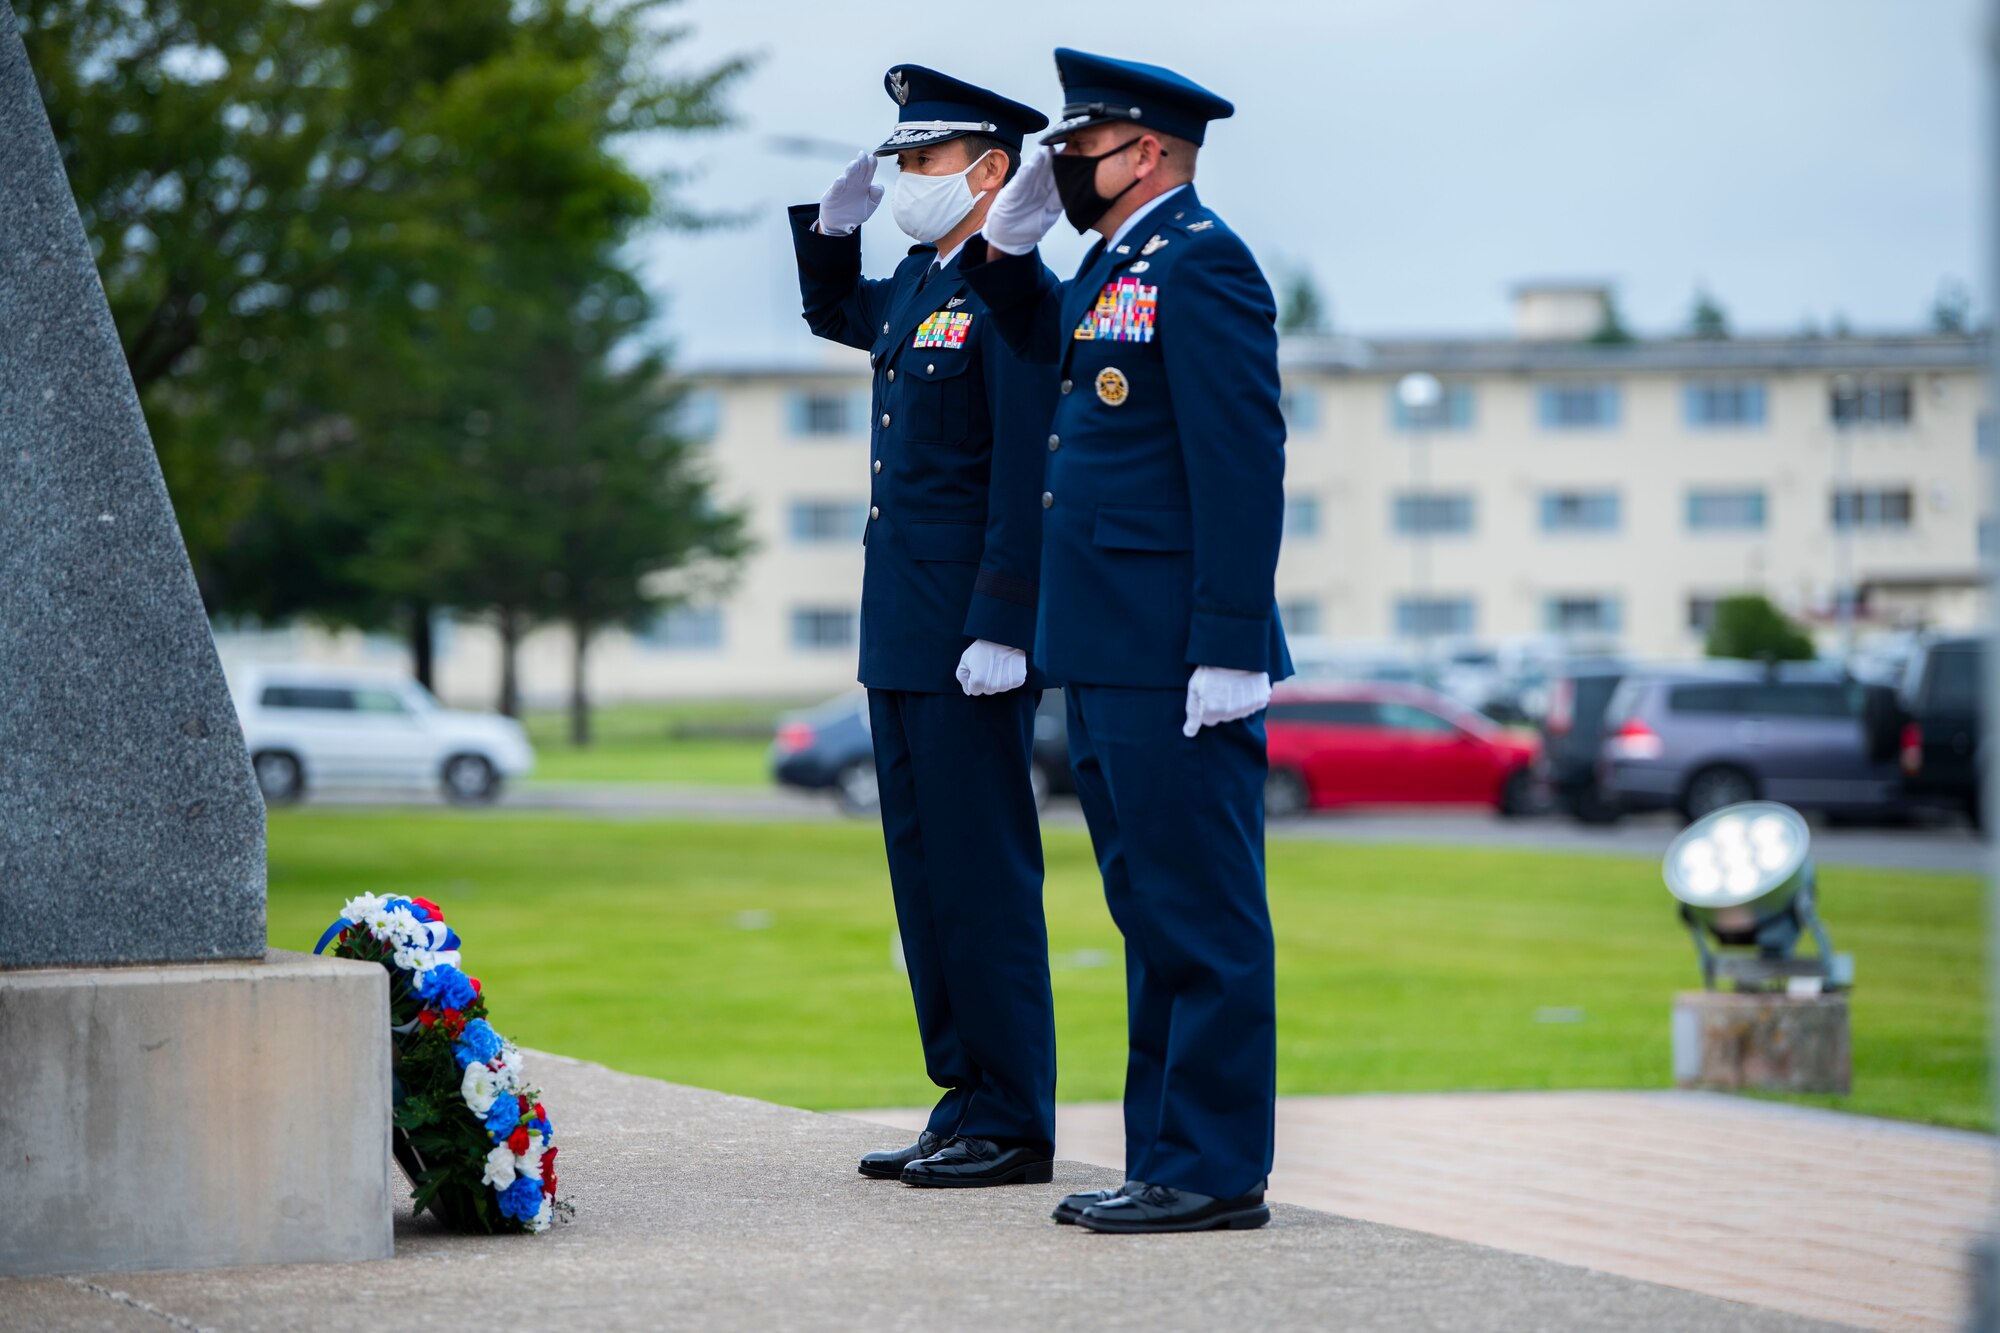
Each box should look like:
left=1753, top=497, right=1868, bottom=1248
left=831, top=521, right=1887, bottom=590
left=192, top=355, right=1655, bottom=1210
left=315, top=894, right=566, bottom=1233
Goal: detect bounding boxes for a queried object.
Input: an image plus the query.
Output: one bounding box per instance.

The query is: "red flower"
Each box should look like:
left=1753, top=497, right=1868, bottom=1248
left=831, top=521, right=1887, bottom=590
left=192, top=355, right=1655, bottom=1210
left=416, top=1009, right=438, bottom=1028
left=533, top=1102, right=547, bottom=1122
left=411, top=896, right=444, bottom=921
left=507, top=1126, right=530, bottom=1155
left=518, top=1093, right=532, bottom=1115
left=469, top=977, right=483, bottom=995
left=541, top=1147, right=558, bottom=1196
left=440, top=1009, right=467, bottom=1038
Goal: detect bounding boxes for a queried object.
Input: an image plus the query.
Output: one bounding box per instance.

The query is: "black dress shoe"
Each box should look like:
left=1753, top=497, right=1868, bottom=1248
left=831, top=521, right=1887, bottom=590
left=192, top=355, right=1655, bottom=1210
left=1052, top=1180, right=1145, bottom=1225
left=1076, top=1182, right=1270, bottom=1233
left=900, top=1136, right=1054, bottom=1188
left=858, top=1130, right=947, bottom=1179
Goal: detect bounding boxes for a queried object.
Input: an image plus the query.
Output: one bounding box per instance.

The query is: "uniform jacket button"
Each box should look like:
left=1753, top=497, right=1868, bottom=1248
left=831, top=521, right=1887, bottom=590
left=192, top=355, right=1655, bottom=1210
left=870, top=505, right=881, bottom=520
left=880, top=413, right=891, bottom=428
left=873, top=459, right=882, bottom=474
left=1060, top=379, right=1073, bottom=394
left=926, top=363, right=935, bottom=374
left=1041, top=492, right=1054, bottom=509
left=1047, top=434, right=1060, bottom=451
left=887, top=368, right=896, bottom=382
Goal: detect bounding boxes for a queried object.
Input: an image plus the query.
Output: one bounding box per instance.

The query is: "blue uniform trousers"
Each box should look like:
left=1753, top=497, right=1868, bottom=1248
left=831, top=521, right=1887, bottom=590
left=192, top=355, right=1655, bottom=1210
left=1063, top=683, right=1276, bottom=1200
left=868, top=686, right=1056, bottom=1150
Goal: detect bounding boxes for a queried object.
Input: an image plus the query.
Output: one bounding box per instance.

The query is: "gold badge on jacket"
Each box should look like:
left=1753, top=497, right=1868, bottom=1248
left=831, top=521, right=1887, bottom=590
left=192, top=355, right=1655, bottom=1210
left=1095, top=367, right=1130, bottom=406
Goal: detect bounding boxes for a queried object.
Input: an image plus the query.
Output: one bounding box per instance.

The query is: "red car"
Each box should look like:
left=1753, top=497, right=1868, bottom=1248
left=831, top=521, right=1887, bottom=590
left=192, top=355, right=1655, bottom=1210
left=1263, top=682, right=1541, bottom=818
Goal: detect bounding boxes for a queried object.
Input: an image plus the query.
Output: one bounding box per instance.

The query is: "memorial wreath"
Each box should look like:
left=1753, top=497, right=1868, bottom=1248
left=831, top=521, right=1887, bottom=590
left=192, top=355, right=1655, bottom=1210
left=314, top=893, right=565, bottom=1234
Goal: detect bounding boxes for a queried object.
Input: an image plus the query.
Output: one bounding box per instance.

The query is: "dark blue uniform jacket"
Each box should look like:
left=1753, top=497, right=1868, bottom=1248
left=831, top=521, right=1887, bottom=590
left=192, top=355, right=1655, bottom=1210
left=790, top=205, right=1059, bottom=693
left=961, top=189, right=1293, bottom=689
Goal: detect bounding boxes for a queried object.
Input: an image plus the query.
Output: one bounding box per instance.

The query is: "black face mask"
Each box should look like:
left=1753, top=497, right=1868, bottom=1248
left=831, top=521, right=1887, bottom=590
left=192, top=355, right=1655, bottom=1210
left=1050, top=135, right=1146, bottom=233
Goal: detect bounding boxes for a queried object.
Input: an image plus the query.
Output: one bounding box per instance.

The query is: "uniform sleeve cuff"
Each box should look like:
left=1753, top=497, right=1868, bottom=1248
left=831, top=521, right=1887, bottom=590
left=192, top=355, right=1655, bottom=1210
left=964, top=593, right=1037, bottom=654
left=1186, top=610, right=1273, bottom=673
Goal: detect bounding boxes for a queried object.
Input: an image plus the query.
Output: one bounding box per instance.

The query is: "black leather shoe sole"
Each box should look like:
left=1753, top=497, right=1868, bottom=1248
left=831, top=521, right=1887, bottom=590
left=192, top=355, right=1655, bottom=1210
left=857, top=1159, right=909, bottom=1180
left=901, top=1158, right=1055, bottom=1188
left=1077, top=1202, right=1271, bottom=1233
left=1051, top=1200, right=1082, bottom=1224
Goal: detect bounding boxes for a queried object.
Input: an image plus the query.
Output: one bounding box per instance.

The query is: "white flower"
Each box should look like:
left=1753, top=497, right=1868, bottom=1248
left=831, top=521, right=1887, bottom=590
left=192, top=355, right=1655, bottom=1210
left=461, top=1061, right=501, bottom=1117
left=481, top=1145, right=517, bottom=1189
left=529, top=1198, right=552, bottom=1233
left=516, top=1131, right=544, bottom=1180
left=340, top=893, right=386, bottom=924
left=496, top=1042, right=524, bottom=1080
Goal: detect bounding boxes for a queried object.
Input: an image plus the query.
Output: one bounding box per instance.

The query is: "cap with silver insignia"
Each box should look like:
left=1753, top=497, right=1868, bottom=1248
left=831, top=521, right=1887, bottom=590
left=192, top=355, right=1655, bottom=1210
left=1041, top=48, right=1235, bottom=146
left=873, top=65, right=1049, bottom=159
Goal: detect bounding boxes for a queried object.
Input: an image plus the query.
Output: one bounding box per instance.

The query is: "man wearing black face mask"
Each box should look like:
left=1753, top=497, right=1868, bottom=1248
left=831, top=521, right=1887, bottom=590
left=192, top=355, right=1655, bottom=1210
left=959, top=49, right=1293, bottom=1235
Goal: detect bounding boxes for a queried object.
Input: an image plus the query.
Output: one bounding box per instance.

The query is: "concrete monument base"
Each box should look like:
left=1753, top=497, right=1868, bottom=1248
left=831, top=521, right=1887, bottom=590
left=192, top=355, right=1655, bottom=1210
left=1671, top=990, right=1851, bottom=1094
left=0, top=949, right=392, bottom=1278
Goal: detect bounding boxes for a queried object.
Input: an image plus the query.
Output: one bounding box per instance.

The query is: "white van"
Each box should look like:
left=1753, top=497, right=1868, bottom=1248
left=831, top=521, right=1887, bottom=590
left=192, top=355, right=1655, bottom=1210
left=229, top=665, right=534, bottom=805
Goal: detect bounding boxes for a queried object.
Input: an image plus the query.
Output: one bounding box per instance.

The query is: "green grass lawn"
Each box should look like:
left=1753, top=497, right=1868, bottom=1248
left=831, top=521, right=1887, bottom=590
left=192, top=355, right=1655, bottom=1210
left=519, top=699, right=813, bottom=786
left=266, top=810, right=1990, bottom=1131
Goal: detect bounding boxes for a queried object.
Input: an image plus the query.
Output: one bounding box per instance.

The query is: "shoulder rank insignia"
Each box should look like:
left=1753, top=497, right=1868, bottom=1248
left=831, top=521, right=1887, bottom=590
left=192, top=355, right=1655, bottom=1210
left=1187, top=219, right=1215, bottom=232
left=1140, top=235, right=1169, bottom=256
left=1095, top=367, right=1129, bottom=406
left=912, top=309, right=972, bottom=349
left=1072, top=275, right=1157, bottom=343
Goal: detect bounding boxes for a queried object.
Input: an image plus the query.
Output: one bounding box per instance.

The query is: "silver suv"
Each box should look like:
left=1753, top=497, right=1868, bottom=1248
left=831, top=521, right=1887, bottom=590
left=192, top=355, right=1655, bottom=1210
left=1598, top=663, right=1900, bottom=822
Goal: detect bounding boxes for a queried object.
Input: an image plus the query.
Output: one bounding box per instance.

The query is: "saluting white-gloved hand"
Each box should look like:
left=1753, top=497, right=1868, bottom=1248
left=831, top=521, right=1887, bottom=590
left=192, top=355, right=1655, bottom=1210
left=817, top=150, right=884, bottom=236
left=956, top=640, right=1028, bottom=696
left=1182, top=666, right=1272, bottom=738
left=981, top=145, right=1064, bottom=255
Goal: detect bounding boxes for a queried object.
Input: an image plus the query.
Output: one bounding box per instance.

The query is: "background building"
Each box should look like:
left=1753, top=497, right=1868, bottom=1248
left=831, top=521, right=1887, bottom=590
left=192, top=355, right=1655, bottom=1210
left=217, top=285, right=1989, bottom=707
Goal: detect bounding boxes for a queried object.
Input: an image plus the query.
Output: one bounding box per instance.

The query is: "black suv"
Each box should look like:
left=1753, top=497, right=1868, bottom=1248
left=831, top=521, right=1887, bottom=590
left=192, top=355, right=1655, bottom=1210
left=1896, top=635, right=1984, bottom=827
left=1539, top=661, right=1627, bottom=822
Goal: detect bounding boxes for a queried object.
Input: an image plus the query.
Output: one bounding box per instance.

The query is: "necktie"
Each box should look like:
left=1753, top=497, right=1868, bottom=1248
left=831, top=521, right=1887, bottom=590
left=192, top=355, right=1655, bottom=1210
left=919, top=261, right=940, bottom=290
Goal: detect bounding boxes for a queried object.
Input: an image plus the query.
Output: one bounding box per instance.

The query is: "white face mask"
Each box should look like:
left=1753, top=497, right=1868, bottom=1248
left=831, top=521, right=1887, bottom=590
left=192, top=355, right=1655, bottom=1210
left=891, top=149, right=993, bottom=245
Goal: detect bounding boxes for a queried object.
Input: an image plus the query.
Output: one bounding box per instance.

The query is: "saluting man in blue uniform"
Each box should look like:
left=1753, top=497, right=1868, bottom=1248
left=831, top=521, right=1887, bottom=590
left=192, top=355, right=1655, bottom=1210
left=960, top=49, right=1292, bottom=1233
left=789, top=67, right=1062, bottom=1189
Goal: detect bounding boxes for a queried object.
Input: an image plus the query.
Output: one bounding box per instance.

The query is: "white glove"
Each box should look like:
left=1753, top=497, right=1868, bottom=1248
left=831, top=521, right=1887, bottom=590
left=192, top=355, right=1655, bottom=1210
left=817, top=150, right=883, bottom=237
left=981, top=145, right=1063, bottom=255
left=1182, top=666, right=1272, bottom=738
left=956, top=640, right=1028, bottom=696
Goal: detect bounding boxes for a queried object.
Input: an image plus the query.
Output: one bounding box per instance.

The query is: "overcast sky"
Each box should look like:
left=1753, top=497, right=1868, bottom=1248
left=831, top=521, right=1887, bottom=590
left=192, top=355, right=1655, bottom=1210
left=627, top=0, right=1984, bottom=368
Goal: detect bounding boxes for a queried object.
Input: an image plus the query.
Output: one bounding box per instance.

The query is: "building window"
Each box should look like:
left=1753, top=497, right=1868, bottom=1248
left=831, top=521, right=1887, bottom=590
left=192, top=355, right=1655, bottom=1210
left=1539, top=490, right=1621, bottom=534
left=1686, top=488, right=1767, bottom=532
left=1392, top=491, right=1475, bottom=535
left=790, top=606, right=858, bottom=651
left=1279, top=598, right=1322, bottom=636
left=1537, top=382, right=1620, bottom=429
left=639, top=606, right=724, bottom=651
left=1830, top=487, right=1914, bottom=532
left=1687, top=596, right=1720, bottom=634
left=1284, top=495, right=1321, bottom=540
left=1280, top=387, right=1320, bottom=432
left=788, top=500, right=869, bottom=544
left=1830, top=376, right=1913, bottom=427
left=1684, top=380, right=1766, bottom=428
left=1389, top=383, right=1475, bottom=431
left=672, top=389, right=722, bottom=442
left=1980, top=412, right=1995, bottom=455
left=1544, top=595, right=1622, bottom=634
left=1395, top=596, right=1476, bottom=637
left=787, top=387, right=871, bottom=437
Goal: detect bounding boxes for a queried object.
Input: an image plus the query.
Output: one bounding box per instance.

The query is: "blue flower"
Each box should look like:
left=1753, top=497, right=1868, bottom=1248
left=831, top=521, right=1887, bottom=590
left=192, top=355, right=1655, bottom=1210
left=454, top=1018, right=504, bottom=1069
left=485, top=1094, right=521, bottom=1141
left=498, top=1174, right=543, bottom=1221
left=412, top=964, right=477, bottom=1011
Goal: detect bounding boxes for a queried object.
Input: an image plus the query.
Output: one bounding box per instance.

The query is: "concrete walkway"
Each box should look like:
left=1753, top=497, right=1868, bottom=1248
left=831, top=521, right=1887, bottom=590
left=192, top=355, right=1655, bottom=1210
left=857, top=1091, right=1993, bottom=1330
left=3, top=1054, right=1840, bottom=1332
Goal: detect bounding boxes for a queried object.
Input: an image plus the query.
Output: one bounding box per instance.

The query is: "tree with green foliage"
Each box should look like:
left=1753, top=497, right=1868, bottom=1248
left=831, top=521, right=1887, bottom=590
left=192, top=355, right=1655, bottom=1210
left=1705, top=593, right=1816, bottom=662
left=18, top=0, right=750, bottom=722
left=1587, top=290, right=1634, bottom=345
left=1687, top=286, right=1730, bottom=339
left=1932, top=278, right=1972, bottom=334
left=1277, top=268, right=1330, bottom=335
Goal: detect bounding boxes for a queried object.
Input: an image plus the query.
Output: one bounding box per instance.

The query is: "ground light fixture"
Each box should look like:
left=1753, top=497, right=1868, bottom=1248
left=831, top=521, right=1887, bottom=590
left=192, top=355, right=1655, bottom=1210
left=1662, top=800, right=1853, bottom=992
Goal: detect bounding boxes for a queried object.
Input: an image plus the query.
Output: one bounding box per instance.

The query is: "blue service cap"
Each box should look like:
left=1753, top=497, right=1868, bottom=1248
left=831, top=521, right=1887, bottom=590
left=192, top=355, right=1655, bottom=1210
left=1042, top=48, right=1234, bottom=147
left=873, top=65, right=1049, bottom=158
